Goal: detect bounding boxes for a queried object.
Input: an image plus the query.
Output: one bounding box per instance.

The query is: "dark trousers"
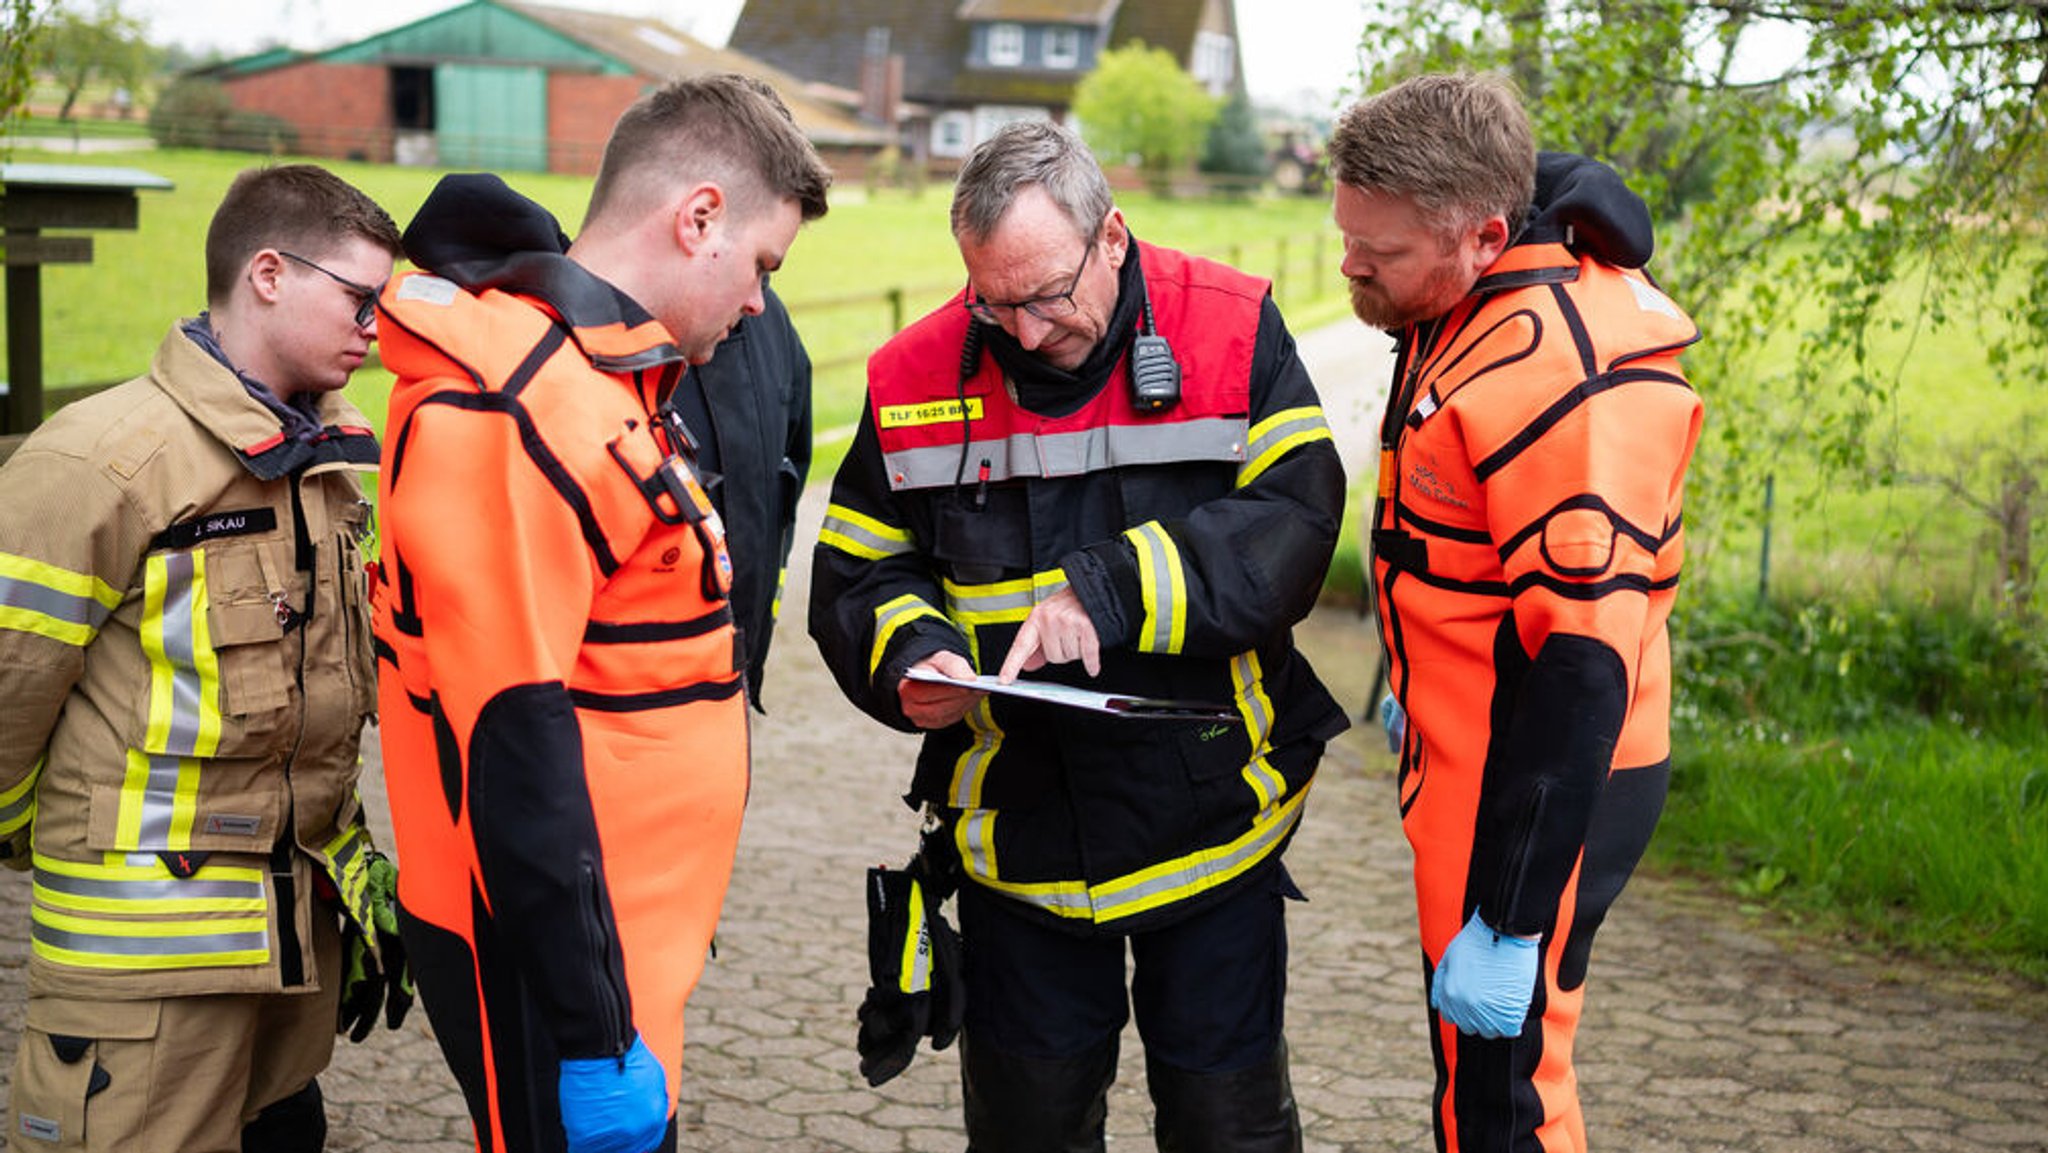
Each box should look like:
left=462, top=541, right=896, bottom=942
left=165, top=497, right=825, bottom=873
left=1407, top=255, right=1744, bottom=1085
left=957, top=865, right=1302, bottom=1153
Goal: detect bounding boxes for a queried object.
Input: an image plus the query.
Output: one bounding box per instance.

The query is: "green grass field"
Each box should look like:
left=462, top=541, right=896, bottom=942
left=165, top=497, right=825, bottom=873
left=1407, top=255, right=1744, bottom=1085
left=9, top=142, right=2041, bottom=983
left=3, top=147, right=1349, bottom=439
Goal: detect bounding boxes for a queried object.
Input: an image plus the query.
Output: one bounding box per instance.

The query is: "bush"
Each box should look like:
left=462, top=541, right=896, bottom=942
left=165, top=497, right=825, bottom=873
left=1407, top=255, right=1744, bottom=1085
left=1672, top=593, right=2048, bottom=739
left=146, top=77, right=298, bottom=154
left=219, top=111, right=298, bottom=155
left=147, top=76, right=233, bottom=150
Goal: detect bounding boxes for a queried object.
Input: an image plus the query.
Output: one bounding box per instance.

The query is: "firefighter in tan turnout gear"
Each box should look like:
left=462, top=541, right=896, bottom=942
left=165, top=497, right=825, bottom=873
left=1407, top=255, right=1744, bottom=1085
left=0, top=165, right=410, bottom=1152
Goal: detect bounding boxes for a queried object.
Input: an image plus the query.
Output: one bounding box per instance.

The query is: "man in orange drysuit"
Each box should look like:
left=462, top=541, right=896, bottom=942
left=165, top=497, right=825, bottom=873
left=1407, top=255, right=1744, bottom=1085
left=1330, top=74, right=1705, bottom=1152
left=370, top=75, right=830, bottom=1153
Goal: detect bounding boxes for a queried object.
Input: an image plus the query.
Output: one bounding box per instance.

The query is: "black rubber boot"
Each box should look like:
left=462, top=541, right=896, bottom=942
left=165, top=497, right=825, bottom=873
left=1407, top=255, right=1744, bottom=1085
left=961, top=1031, right=1120, bottom=1153
left=241, top=1077, right=328, bottom=1153
left=1147, top=1038, right=1303, bottom=1153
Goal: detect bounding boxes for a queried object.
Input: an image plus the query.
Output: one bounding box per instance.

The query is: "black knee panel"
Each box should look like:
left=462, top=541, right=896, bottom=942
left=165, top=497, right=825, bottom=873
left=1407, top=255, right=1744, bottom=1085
left=241, top=1077, right=327, bottom=1153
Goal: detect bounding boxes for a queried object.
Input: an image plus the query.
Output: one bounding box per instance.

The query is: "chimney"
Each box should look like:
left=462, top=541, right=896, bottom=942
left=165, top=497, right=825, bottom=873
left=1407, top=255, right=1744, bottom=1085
left=859, top=26, right=904, bottom=128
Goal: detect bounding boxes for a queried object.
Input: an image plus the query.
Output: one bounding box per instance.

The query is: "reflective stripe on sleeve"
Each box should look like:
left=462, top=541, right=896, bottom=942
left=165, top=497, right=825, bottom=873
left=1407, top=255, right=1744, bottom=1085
left=869, top=594, right=950, bottom=681
left=0, top=552, right=122, bottom=646
left=941, top=570, right=1068, bottom=627
left=820, top=504, right=916, bottom=561
left=0, top=758, right=42, bottom=837
left=1237, top=406, right=1333, bottom=488
left=1123, top=522, right=1187, bottom=654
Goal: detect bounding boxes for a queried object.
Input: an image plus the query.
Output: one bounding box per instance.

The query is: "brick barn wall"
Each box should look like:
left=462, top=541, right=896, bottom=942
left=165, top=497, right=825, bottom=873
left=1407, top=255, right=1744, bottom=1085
left=547, top=74, right=647, bottom=175
left=220, top=63, right=393, bottom=163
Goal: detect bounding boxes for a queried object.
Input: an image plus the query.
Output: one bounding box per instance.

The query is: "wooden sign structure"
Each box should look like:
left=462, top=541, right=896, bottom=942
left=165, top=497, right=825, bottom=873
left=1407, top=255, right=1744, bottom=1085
left=1, top=163, right=174, bottom=447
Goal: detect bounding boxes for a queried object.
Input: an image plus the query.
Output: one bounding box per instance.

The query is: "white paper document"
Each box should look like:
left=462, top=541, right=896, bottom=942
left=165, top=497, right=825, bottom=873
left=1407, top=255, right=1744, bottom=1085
left=904, top=668, right=1239, bottom=722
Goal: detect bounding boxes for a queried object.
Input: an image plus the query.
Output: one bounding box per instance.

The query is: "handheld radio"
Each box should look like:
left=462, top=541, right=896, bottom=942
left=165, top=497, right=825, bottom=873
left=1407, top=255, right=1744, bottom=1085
left=1129, top=284, right=1180, bottom=413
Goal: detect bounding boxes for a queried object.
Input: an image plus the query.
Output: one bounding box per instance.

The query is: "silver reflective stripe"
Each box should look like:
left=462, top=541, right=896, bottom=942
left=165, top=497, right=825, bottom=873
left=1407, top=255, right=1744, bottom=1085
left=1126, top=523, right=1181, bottom=653
left=819, top=507, right=915, bottom=560
left=1238, top=406, right=1334, bottom=487
left=1231, top=651, right=1273, bottom=744
left=1087, top=799, right=1302, bottom=920
left=883, top=417, right=1248, bottom=491
left=33, top=867, right=264, bottom=903
left=948, top=700, right=1002, bottom=808
left=156, top=551, right=205, bottom=757
left=137, top=753, right=184, bottom=848
left=944, top=582, right=1047, bottom=621
left=0, top=574, right=114, bottom=631
left=32, top=921, right=269, bottom=956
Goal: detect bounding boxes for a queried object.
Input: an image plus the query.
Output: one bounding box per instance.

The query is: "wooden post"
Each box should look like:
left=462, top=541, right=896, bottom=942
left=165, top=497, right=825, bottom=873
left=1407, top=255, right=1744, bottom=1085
left=0, top=164, right=172, bottom=435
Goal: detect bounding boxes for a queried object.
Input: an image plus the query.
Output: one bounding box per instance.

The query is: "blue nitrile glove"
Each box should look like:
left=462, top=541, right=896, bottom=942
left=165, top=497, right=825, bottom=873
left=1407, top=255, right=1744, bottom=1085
left=1377, top=694, right=1406, bottom=755
left=1430, top=910, right=1540, bottom=1039
left=559, top=1034, right=669, bottom=1153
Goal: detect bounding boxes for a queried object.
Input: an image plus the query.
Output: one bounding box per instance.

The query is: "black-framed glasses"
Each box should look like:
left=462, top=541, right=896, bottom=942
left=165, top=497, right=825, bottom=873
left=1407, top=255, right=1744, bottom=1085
left=279, top=251, right=380, bottom=329
left=964, top=239, right=1094, bottom=326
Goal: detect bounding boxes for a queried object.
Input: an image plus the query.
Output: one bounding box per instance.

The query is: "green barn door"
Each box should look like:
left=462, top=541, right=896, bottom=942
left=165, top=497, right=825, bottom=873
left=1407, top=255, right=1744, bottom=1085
left=436, top=63, right=547, bottom=171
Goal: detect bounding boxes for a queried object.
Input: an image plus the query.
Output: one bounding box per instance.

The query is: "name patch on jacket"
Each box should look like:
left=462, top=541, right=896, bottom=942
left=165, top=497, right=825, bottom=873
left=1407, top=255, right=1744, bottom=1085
left=149, top=507, right=278, bottom=551
left=879, top=398, right=983, bottom=429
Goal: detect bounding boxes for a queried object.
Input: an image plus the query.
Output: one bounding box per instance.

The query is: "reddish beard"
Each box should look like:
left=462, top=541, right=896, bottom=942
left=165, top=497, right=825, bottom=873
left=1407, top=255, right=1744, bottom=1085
left=1348, top=259, right=1470, bottom=331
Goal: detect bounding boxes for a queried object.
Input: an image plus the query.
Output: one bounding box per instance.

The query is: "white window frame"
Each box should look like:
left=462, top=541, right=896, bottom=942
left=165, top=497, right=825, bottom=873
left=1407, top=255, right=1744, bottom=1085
left=932, top=111, right=973, bottom=159
left=1191, top=30, right=1234, bottom=94
left=971, top=105, right=1050, bottom=149
left=987, top=22, right=1025, bottom=67
left=1044, top=26, right=1081, bottom=70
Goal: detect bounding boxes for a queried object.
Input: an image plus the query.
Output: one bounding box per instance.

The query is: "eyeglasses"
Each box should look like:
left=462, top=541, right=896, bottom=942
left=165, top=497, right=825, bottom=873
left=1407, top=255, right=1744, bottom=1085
left=964, top=239, right=1094, bottom=326
left=279, top=251, right=381, bottom=329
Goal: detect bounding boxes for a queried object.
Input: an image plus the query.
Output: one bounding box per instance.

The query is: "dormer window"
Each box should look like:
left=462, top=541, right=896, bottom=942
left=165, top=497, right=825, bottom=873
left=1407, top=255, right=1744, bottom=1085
left=1044, top=26, right=1080, bottom=69
left=1191, top=30, right=1234, bottom=93
left=987, top=22, right=1024, bottom=67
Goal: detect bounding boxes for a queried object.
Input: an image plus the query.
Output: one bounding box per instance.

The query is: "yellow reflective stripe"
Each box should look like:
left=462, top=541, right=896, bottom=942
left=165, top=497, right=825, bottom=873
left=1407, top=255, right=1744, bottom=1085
left=115, top=749, right=204, bottom=853
left=140, top=555, right=176, bottom=752
left=1237, top=406, right=1333, bottom=488
left=0, top=757, right=41, bottom=836
left=1230, top=650, right=1284, bottom=808
left=115, top=749, right=150, bottom=850
left=1087, top=788, right=1306, bottom=922
left=956, top=810, right=1093, bottom=916
left=0, top=552, right=123, bottom=646
left=186, top=558, right=223, bottom=758
left=820, top=503, right=915, bottom=561
left=34, top=884, right=266, bottom=916
left=33, top=852, right=266, bottom=886
left=0, top=552, right=123, bottom=607
left=138, top=551, right=225, bottom=759
left=941, top=569, right=1068, bottom=627
left=870, top=594, right=948, bottom=680
left=31, top=905, right=270, bottom=970
left=323, top=821, right=374, bottom=931
left=948, top=695, right=1002, bottom=809
left=1124, top=522, right=1187, bottom=653
left=959, top=783, right=1309, bottom=925
left=897, top=879, right=929, bottom=994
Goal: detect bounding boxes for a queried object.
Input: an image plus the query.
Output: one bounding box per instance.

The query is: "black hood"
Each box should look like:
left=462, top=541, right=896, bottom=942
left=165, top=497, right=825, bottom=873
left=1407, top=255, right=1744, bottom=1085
left=398, top=173, right=681, bottom=372
left=1524, top=151, right=1655, bottom=269
left=401, top=172, right=572, bottom=279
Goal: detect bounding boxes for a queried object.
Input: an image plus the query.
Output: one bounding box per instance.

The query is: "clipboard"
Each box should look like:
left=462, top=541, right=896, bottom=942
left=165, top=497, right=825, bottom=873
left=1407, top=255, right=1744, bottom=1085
left=905, top=668, right=1239, bottom=723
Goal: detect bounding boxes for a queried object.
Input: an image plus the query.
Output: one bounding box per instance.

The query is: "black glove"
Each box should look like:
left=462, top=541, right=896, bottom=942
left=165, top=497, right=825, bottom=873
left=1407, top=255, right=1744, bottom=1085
left=856, top=862, right=964, bottom=1086
left=337, top=852, right=413, bottom=1043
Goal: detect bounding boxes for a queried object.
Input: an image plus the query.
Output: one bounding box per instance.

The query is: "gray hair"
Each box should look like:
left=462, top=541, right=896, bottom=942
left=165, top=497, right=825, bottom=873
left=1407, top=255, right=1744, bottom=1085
left=1328, top=72, right=1536, bottom=243
left=950, top=120, right=1114, bottom=245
